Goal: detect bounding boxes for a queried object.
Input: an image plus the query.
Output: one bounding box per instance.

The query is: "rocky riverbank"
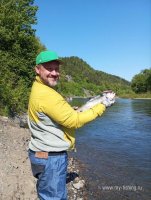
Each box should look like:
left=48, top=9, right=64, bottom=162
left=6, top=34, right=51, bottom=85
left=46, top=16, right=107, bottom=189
left=0, top=116, right=88, bottom=200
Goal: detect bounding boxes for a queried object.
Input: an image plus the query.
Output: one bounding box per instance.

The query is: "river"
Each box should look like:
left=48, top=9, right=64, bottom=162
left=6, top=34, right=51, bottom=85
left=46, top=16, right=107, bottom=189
left=70, top=98, right=151, bottom=200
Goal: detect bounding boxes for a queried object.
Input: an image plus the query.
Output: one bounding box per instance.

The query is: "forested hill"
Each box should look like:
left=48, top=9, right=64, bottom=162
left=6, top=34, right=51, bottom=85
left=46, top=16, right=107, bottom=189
left=1, top=0, right=150, bottom=117
left=57, top=56, right=131, bottom=97
left=0, top=0, right=131, bottom=116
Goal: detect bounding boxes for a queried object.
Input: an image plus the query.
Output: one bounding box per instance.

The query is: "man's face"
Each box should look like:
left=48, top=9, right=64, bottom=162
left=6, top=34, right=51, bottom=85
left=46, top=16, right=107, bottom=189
left=35, top=61, right=60, bottom=87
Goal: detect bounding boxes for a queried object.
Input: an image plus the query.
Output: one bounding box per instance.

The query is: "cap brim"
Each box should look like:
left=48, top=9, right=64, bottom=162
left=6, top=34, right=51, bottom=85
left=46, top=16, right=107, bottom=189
left=38, top=59, right=63, bottom=65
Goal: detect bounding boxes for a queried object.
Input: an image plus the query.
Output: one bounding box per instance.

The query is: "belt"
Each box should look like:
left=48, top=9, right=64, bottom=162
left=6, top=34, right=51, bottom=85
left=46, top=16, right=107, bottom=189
left=30, top=150, right=67, bottom=159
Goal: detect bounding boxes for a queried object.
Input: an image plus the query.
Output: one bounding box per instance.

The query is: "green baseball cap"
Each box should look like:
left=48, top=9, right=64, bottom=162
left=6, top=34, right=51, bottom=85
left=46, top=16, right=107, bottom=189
left=36, top=50, right=62, bottom=65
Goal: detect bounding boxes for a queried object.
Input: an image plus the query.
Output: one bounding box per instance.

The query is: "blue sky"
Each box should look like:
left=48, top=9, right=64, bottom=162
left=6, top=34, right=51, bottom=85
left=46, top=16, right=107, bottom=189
left=33, top=0, right=151, bottom=81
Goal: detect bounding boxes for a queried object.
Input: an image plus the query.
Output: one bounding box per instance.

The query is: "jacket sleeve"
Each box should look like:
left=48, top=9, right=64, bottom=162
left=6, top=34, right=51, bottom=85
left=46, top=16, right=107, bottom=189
left=44, top=94, right=106, bottom=129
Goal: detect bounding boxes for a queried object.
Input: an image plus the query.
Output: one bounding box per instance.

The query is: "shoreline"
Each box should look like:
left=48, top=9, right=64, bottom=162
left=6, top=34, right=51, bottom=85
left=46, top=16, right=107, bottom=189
left=69, top=96, right=151, bottom=101
left=0, top=116, right=88, bottom=200
left=132, top=98, right=151, bottom=99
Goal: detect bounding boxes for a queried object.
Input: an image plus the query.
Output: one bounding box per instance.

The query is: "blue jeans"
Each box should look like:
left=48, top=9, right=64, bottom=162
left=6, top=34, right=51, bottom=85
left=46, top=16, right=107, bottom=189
left=28, top=150, right=68, bottom=200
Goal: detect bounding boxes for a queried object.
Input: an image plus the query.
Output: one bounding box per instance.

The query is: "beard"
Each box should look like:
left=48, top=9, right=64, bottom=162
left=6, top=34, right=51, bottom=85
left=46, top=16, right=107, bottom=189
left=43, top=76, right=59, bottom=88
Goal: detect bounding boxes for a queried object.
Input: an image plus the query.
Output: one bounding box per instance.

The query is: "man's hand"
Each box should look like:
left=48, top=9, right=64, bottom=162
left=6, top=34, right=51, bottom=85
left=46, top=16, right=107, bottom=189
left=105, top=92, right=116, bottom=100
left=101, top=91, right=116, bottom=107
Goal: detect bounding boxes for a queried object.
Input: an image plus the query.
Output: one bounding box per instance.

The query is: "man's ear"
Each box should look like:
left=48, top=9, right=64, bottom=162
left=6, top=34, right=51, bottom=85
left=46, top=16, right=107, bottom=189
left=35, top=65, right=40, bottom=74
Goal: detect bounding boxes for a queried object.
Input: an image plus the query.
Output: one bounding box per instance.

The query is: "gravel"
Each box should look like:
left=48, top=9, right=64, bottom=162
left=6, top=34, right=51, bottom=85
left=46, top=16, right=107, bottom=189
left=0, top=116, right=88, bottom=200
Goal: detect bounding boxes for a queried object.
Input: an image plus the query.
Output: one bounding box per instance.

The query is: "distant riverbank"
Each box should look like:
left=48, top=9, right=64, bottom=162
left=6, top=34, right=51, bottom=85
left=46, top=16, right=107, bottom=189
left=133, top=98, right=151, bottom=99
left=119, top=92, right=151, bottom=99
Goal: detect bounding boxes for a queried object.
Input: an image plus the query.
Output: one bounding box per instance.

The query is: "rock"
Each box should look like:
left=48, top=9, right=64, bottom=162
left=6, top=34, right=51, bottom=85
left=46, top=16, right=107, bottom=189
left=73, top=180, right=85, bottom=190
left=6, top=113, right=28, bottom=128
left=65, top=75, right=73, bottom=82
left=73, top=176, right=80, bottom=183
left=2, top=116, right=8, bottom=121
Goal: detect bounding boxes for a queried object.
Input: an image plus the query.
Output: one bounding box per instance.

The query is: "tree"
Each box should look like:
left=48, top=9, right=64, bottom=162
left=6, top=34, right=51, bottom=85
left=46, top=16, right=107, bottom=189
left=131, top=68, right=151, bottom=93
left=146, top=69, right=151, bottom=91
left=0, top=0, right=45, bottom=116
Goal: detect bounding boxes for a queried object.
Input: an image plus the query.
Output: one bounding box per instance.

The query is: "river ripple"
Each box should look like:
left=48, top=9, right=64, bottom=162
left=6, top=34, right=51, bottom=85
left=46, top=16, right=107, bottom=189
left=70, top=98, right=151, bottom=200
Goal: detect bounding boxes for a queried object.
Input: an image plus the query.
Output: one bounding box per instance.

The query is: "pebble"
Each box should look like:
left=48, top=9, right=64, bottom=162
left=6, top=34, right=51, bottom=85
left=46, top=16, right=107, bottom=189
left=73, top=180, right=85, bottom=190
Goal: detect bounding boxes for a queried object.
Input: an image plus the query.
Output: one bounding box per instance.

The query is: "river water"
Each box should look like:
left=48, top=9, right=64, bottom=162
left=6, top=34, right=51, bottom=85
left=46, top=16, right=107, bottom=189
left=70, top=98, right=151, bottom=200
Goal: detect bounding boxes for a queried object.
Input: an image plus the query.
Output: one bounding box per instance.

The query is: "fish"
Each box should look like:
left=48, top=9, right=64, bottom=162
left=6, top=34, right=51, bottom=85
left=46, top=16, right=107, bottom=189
left=77, top=92, right=115, bottom=112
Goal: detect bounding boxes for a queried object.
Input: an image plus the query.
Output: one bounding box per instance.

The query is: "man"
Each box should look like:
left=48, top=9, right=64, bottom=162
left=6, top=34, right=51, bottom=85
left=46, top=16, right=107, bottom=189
left=28, top=50, right=114, bottom=200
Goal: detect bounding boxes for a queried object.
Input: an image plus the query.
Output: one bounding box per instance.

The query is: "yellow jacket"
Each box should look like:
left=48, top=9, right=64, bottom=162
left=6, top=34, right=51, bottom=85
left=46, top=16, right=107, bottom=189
left=28, top=76, right=106, bottom=151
